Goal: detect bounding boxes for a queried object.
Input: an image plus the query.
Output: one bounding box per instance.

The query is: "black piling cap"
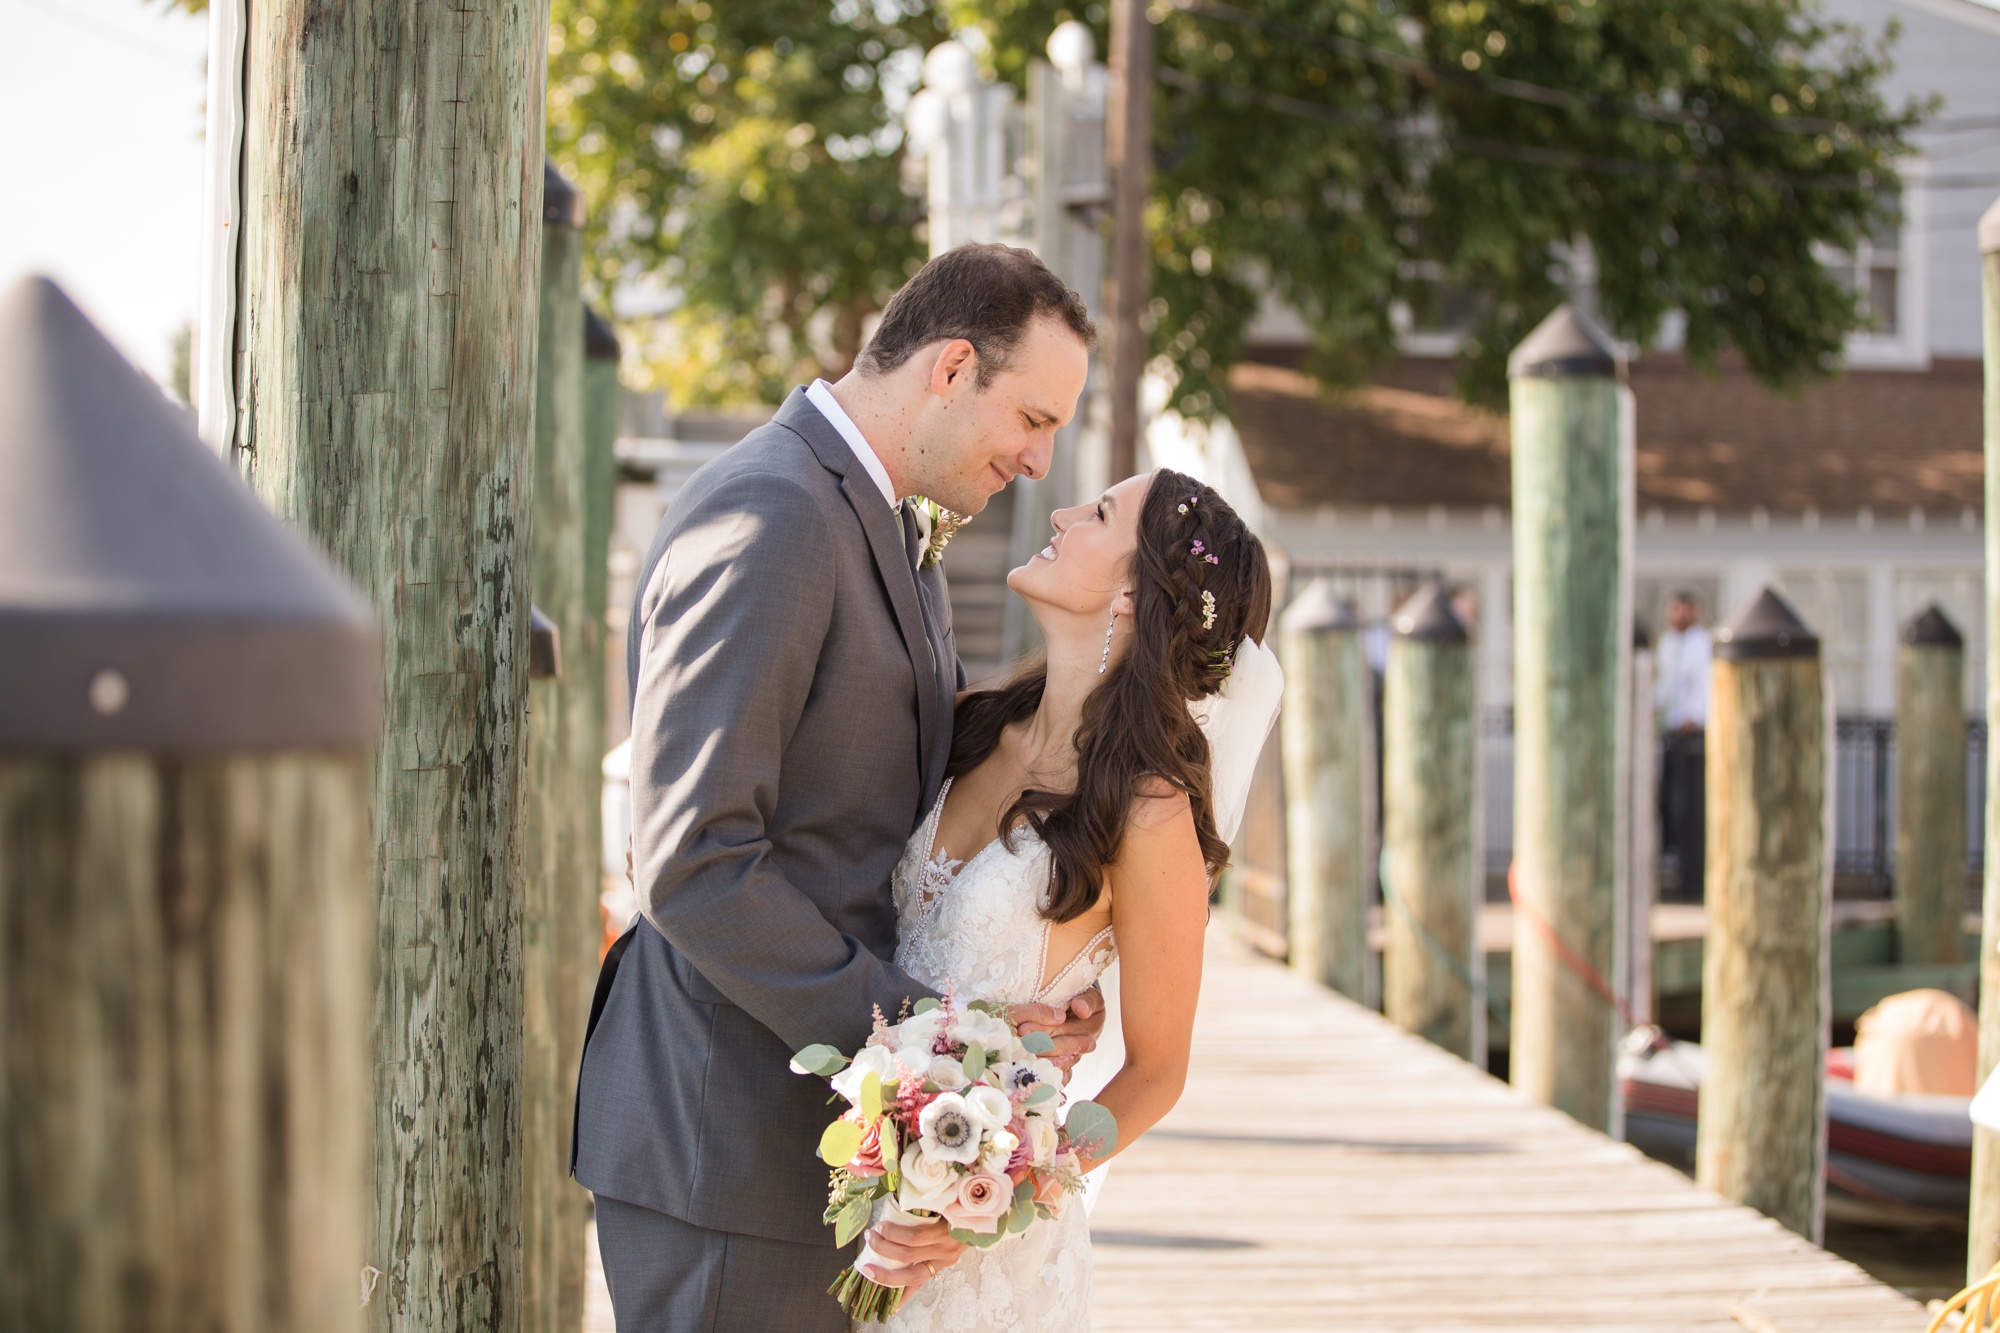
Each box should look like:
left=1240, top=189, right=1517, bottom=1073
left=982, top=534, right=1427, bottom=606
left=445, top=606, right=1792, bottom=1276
left=1280, top=578, right=1358, bottom=635
left=0, top=275, right=380, bottom=752
left=544, top=160, right=584, bottom=228
left=1632, top=618, right=1653, bottom=650
left=1507, top=303, right=1625, bottom=381
left=1713, top=587, right=1820, bottom=661
left=585, top=306, right=620, bottom=361
left=529, top=604, right=562, bottom=679
left=1391, top=581, right=1468, bottom=644
left=1901, top=602, right=1963, bottom=649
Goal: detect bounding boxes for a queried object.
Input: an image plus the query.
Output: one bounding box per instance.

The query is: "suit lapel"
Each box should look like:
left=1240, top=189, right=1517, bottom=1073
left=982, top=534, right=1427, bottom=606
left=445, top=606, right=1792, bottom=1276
left=775, top=391, right=942, bottom=806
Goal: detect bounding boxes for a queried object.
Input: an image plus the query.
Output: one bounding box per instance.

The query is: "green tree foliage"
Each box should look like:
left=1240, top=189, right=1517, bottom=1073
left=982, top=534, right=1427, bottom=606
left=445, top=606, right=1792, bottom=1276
left=549, top=0, right=941, bottom=404
left=953, top=0, right=1925, bottom=411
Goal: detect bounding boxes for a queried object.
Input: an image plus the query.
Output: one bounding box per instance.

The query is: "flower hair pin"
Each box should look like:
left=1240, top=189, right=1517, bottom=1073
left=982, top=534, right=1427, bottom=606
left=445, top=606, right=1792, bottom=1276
left=1177, top=494, right=1200, bottom=515
left=1201, top=590, right=1217, bottom=630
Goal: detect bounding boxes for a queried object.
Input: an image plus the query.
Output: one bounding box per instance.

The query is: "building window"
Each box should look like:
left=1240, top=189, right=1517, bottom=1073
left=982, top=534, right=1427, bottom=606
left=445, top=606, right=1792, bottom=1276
left=1818, top=179, right=1927, bottom=368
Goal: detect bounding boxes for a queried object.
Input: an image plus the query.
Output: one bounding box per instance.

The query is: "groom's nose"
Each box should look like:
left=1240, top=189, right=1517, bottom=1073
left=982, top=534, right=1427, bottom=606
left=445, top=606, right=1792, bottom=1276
left=1016, top=435, right=1053, bottom=483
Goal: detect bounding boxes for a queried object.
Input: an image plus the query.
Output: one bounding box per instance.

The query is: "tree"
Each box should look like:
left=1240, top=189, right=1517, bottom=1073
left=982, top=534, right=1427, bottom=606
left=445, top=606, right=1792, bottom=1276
left=952, top=0, right=1926, bottom=412
left=548, top=0, right=943, bottom=404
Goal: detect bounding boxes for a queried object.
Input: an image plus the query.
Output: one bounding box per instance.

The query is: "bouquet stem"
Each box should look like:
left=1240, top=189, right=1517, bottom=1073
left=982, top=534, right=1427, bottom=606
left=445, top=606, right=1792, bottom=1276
left=829, top=1265, right=905, bottom=1323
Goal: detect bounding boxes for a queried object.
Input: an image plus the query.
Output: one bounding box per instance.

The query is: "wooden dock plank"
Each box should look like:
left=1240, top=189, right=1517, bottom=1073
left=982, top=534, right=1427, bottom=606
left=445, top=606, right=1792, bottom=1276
left=1085, top=929, right=1929, bottom=1331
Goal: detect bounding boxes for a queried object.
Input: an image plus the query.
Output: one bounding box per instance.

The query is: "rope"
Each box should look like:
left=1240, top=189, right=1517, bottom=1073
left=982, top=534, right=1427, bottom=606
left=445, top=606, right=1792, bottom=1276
left=1927, top=1261, right=2000, bottom=1333
left=1376, top=849, right=1511, bottom=1032
left=1504, top=861, right=1643, bottom=1033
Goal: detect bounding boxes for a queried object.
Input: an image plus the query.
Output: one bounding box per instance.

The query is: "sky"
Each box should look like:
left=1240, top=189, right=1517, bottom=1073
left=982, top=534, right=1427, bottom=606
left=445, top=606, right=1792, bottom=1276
left=0, top=0, right=208, bottom=387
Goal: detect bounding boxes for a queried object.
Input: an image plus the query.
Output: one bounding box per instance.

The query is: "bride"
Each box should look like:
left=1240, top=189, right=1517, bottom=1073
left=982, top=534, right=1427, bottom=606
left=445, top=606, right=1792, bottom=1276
left=855, top=466, right=1277, bottom=1332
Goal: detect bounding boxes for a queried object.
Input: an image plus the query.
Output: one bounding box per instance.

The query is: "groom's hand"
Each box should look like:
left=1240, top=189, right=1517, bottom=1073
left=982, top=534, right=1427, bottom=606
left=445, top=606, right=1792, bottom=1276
left=859, top=1217, right=966, bottom=1294
left=1010, top=985, right=1107, bottom=1077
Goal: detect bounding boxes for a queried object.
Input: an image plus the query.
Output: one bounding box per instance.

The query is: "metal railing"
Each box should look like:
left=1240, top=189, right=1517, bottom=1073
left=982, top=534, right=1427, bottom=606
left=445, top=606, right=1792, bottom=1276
left=1479, top=710, right=1987, bottom=895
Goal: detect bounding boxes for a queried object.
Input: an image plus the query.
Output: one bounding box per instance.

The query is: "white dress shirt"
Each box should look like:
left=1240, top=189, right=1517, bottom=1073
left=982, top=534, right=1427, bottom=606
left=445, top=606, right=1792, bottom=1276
left=806, top=379, right=897, bottom=509
left=1655, top=624, right=1713, bottom=731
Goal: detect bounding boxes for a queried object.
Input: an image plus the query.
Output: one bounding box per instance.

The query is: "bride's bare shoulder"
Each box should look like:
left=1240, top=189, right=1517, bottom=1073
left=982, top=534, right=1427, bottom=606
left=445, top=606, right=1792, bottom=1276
left=1127, top=776, right=1193, bottom=832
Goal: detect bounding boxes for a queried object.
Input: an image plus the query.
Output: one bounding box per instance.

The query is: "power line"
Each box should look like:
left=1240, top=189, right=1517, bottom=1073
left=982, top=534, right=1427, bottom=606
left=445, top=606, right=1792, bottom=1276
left=1159, top=66, right=2000, bottom=193
left=4, top=0, right=202, bottom=73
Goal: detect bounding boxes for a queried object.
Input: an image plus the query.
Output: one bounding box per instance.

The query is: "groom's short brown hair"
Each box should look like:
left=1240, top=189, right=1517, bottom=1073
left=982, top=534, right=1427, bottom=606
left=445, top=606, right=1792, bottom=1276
left=857, top=243, right=1096, bottom=387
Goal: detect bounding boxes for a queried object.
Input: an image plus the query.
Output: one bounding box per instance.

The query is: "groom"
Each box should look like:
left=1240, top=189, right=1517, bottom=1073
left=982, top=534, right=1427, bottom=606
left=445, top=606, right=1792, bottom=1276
left=573, top=244, right=1101, bottom=1331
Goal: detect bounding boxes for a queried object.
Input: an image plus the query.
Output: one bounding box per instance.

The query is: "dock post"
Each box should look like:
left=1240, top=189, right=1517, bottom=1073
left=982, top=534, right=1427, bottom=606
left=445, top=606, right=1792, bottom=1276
left=1895, top=604, right=1966, bottom=966
left=0, top=278, right=379, bottom=1329
left=232, top=4, right=547, bottom=1321
left=1626, top=626, right=1658, bottom=1029
left=567, top=304, right=620, bottom=1333
left=1507, top=305, right=1631, bottom=1132
left=1696, top=588, right=1828, bottom=1242
left=1279, top=580, right=1374, bottom=1005
left=1382, top=583, right=1478, bottom=1061
left=1972, top=195, right=2000, bottom=1283
left=524, top=162, right=589, bottom=1333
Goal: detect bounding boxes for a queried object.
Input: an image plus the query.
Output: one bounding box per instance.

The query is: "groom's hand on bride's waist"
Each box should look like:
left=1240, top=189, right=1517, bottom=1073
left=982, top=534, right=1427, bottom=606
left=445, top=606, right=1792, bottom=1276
left=859, top=1216, right=966, bottom=1294
left=1009, top=985, right=1107, bottom=1081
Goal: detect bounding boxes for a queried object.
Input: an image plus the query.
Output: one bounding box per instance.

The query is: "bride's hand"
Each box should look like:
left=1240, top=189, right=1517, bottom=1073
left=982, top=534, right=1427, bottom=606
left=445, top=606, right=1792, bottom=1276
left=859, top=1216, right=966, bottom=1293
left=1010, top=985, right=1107, bottom=1079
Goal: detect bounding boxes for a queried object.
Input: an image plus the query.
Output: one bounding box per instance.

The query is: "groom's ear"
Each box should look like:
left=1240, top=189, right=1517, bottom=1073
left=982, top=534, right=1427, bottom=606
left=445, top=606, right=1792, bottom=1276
left=927, top=338, right=979, bottom=395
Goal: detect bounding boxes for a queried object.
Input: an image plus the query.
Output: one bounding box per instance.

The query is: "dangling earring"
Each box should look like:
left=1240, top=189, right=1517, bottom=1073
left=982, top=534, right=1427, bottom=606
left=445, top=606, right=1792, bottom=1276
left=1099, top=610, right=1117, bottom=674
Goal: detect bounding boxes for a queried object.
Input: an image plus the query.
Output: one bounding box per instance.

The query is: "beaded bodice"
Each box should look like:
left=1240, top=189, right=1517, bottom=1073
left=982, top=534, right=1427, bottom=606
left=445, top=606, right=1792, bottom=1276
left=891, top=778, right=1117, bottom=1009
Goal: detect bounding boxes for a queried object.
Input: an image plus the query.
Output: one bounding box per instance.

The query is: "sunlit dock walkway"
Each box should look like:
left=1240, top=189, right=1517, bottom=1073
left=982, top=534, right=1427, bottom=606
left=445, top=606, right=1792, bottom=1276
left=584, top=926, right=1929, bottom=1331
left=1087, top=929, right=1928, bottom=1331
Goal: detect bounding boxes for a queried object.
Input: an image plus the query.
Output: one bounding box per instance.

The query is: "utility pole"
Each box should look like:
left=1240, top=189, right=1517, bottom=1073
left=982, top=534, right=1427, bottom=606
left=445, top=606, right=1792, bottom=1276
left=231, top=4, right=548, bottom=1327
left=1106, top=0, right=1152, bottom=481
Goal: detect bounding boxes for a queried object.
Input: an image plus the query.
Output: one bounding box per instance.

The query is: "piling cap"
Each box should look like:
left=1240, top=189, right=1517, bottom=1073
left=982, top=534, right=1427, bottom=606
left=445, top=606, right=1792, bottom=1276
left=585, top=306, right=620, bottom=361
left=1390, top=581, right=1468, bottom=644
left=544, top=160, right=584, bottom=228
left=0, top=275, right=380, bottom=752
left=1507, top=303, right=1625, bottom=381
left=1901, top=602, right=1963, bottom=648
left=1713, top=587, right=1820, bottom=661
left=1280, top=579, right=1357, bottom=635
left=1982, top=196, right=2000, bottom=257
left=1633, top=619, right=1652, bottom=650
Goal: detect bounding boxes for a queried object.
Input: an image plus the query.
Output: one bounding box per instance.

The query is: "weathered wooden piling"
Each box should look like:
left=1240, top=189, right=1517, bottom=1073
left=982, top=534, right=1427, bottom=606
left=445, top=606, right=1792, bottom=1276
left=1972, top=195, right=2000, bottom=1282
left=232, top=5, right=547, bottom=1324
left=1279, top=580, right=1374, bottom=1004
left=1696, top=588, right=1828, bottom=1242
left=1507, top=305, right=1630, bottom=1133
left=1382, top=583, right=1478, bottom=1061
left=567, top=305, right=620, bottom=1333
left=523, top=162, right=587, bottom=1333
left=0, top=277, right=379, bottom=1331
left=1895, top=604, right=1965, bottom=967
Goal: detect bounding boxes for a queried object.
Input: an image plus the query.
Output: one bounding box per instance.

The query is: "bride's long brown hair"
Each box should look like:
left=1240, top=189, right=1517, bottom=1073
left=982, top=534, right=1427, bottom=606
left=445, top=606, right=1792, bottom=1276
left=947, top=469, right=1272, bottom=923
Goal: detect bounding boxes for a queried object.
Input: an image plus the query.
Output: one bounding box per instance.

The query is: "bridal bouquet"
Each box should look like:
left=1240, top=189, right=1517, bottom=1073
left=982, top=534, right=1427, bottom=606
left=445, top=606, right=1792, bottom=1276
left=790, top=994, right=1117, bottom=1323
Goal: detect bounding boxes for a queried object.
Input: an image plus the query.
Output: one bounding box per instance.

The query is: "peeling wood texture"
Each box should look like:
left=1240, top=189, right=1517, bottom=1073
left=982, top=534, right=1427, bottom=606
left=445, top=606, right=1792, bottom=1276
left=523, top=213, right=592, bottom=1333
left=1508, top=374, right=1628, bottom=1134
left=1383, top=629, right=1478, bottom=1060
left=1279, top=617, right=1373, bottom=1004
left=232, top=3, right=548, bottom=1327
left=1893, top=638, right=1965, bottom=966
left=1696, top=655, right=1828, bottom=1242
left=0, top=754, right=374, bottom=1333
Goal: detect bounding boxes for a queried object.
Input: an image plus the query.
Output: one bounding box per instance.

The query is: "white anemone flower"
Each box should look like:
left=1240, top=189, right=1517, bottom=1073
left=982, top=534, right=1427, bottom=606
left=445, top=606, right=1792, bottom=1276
left=918, top=1092, right=983, bottom=1165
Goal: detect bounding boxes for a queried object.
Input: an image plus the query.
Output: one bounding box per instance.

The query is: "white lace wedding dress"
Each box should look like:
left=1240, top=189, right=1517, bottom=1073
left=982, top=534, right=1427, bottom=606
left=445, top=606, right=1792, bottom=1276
left=869, top=776, right=1118, bottom=1333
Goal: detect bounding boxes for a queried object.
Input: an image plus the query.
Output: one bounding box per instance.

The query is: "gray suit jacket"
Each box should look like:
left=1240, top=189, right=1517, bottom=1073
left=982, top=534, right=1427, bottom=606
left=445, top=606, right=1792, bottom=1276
left=573, top=389, right=958, bottom=1245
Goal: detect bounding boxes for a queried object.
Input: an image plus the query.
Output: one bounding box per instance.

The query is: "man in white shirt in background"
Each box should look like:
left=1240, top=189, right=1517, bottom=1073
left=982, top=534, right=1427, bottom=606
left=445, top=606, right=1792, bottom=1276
left=1655, top=590, right=1712, bottom=902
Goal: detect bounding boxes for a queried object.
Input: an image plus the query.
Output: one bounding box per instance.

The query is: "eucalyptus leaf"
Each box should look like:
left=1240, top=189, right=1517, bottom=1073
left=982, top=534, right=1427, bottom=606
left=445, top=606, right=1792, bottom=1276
left=1024, top=1083, right=1058, bottom=1106
left=790, top=1044, right=850, bottom=1077
left=819, top=1119, right=864, bottom=1168
left=1007, top=1198, right=1035, bottom=1234
left=861, top=1071, right=883, bottom=1121
left=961, top=1041, right=987, bottom=1083
left=913, top=997, right=941, bottom=1015
left=1063, top=1101, right=1118, bottom=1158
left=1019, top=1030, right=1055, bottom=1055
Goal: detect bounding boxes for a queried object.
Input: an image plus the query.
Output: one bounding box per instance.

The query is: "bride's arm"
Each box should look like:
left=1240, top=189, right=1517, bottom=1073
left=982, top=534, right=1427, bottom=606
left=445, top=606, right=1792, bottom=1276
left=1075, top=780, right=1210, bottom=1169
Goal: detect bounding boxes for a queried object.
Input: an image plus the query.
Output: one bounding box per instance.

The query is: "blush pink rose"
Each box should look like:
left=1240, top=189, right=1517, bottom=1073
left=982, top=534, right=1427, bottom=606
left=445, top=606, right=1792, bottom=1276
left=942, top=1170, right=1014, bottom=1234
left=846, top=1117, right=886, bottom=1178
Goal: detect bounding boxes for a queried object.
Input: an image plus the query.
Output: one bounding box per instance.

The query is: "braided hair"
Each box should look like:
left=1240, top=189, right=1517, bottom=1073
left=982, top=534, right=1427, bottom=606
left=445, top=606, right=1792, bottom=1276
left=948, top=469, right=1273, bottom=923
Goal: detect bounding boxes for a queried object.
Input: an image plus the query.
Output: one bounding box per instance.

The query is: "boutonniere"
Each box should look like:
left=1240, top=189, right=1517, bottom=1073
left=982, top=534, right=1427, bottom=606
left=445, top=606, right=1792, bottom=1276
left=917, top=497, right=968, bottom=570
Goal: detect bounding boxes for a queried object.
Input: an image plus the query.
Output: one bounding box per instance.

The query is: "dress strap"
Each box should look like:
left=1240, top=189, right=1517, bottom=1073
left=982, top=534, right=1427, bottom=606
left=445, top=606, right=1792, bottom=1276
left=1034, top=924, right=1116, bottom=1005
left=923, top=776, right=955, bottom=865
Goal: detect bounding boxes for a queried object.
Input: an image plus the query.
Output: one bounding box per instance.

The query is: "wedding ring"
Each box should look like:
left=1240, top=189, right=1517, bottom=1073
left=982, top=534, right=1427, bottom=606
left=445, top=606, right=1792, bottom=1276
left=921, top=1261, right=937, bottom=1278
